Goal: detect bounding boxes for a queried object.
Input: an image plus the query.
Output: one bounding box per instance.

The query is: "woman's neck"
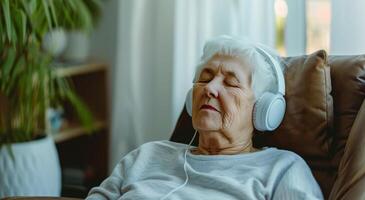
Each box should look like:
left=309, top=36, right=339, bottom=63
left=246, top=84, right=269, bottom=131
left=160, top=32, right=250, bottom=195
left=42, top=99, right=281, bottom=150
left=192, top=131, right=257, bottom=155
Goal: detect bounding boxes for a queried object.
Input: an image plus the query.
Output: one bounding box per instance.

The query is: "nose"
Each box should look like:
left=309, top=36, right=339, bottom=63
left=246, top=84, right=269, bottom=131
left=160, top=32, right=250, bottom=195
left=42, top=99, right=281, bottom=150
left=204, top=79, right=220, bottom=98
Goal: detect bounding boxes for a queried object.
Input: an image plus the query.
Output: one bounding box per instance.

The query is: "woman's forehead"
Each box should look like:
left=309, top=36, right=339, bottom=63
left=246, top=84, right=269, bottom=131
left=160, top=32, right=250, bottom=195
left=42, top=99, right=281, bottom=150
left=203, top=54, right=253, bottom=75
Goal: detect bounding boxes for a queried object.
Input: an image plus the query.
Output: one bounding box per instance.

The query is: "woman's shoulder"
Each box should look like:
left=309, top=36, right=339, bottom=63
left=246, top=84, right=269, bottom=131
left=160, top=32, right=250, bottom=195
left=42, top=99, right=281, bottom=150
left=265, top=147, right=308, bottom=165
left=268, top=147, right=301, bottom=157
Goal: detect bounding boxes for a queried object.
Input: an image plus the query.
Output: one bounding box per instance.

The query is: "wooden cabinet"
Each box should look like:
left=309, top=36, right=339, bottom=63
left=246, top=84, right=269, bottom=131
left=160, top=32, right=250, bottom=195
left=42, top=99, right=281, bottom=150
left=53, top=62, right=110, bottom=197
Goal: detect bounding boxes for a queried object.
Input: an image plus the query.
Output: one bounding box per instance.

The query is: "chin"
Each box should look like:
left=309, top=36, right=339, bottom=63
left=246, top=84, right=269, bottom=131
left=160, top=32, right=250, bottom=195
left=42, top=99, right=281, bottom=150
left=193, top=117, right=221, bottom=131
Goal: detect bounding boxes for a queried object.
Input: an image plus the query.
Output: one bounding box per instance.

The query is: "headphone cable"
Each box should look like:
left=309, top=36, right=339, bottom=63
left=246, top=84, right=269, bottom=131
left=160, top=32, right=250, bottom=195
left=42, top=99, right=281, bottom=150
left=160, top=130, right=198, bottom=200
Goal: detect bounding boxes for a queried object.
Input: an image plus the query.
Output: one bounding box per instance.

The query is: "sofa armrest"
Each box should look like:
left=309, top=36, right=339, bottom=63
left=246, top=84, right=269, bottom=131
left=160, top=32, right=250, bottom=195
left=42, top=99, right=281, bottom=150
left=330, top=99, right=365, bottom=200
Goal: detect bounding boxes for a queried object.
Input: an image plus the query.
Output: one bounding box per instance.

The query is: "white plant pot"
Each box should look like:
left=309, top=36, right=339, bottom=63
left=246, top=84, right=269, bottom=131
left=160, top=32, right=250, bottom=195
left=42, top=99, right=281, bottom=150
left=0, top=136, right=61, bottom=198
left=63, top=31, right=90, bottom=62
left=42, top=29, right=67, bottom=57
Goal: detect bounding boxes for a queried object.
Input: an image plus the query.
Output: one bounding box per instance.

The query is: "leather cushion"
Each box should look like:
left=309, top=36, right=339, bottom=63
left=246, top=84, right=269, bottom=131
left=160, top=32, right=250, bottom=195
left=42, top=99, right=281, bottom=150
left=253, top=50, right=333, bottom=158
left=328, top=55, right=365, bottom=166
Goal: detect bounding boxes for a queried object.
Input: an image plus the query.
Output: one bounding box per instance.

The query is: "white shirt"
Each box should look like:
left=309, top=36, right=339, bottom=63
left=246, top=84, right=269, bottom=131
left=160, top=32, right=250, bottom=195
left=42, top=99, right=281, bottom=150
left=87, top=140, right=323, bottom=200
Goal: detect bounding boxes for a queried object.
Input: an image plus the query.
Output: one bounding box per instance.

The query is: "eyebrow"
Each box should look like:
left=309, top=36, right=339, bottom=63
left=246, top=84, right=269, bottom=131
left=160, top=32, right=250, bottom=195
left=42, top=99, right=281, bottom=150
left=201, top=67, right=214, bottom=74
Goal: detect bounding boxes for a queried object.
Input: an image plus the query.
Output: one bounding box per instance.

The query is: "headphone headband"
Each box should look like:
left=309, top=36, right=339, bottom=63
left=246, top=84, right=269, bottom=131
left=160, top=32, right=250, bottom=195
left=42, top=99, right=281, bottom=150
left=254, top=47, right=285, bottom=95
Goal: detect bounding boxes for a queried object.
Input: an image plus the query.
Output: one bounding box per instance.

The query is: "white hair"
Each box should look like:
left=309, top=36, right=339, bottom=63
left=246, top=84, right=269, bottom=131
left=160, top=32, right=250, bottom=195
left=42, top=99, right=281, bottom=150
left=194, top=35, right=284, bottom=100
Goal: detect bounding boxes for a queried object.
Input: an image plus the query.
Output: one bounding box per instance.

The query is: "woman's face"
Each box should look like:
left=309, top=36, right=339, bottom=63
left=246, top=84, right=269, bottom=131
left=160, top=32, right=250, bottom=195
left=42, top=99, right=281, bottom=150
left=192, top=54, right=255, bottom=137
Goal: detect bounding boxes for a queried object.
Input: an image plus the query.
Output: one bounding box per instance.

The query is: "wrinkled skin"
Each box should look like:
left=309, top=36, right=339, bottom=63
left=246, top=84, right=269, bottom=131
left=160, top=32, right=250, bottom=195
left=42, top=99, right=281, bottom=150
left=192, top=54, right=258, bottom=155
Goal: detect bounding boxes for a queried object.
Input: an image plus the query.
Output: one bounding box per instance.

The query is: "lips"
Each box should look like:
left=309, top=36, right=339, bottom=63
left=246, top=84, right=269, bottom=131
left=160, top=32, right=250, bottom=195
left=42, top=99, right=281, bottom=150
left=200, top=104, right=219, bottom=112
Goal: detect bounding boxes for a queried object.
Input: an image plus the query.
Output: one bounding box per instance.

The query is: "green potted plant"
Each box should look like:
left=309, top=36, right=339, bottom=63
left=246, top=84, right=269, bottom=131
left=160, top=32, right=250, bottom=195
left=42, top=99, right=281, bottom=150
left=0, top=0, right=100, bottom=197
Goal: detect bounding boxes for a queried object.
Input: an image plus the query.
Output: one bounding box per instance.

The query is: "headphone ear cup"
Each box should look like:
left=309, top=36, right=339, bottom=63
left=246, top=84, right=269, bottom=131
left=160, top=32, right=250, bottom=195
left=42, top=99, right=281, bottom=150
left=253, top=92, right=286, bottom=131
left=185, top=88, right=193, bottom=117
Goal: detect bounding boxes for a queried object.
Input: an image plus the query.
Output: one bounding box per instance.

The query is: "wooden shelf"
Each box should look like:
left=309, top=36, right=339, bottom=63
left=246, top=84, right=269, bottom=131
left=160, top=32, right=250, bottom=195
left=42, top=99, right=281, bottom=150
left=55, top=62, right=108, bottom=77
left=52, top=120, right=107, bottom=143
left=53, top=61, right=110, bottom=196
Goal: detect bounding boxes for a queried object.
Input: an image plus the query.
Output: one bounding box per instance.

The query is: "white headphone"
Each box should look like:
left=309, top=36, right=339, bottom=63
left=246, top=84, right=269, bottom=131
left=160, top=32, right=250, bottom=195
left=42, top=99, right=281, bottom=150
left=185, top=46, right=286, bottom=131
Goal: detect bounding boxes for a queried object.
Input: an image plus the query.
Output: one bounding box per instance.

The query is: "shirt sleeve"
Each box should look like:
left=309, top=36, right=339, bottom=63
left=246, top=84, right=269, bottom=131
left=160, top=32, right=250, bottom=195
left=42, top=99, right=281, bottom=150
left=272, top=157, right=324, bottom=200
left=86, top=162, right=124, bottom=200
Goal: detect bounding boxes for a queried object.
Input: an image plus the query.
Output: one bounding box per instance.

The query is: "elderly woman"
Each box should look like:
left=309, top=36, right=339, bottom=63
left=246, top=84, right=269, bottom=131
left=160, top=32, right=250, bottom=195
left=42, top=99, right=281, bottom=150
left=86, top=36, right=323, bottom=200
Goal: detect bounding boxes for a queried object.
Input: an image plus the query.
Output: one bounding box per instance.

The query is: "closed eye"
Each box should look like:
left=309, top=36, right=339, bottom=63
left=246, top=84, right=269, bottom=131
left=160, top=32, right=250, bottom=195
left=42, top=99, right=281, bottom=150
left=224, top=78, right=240, bottom=87
left=197, top=69, right=214, bottom=83
left=198, top=80, right=210, bottom=83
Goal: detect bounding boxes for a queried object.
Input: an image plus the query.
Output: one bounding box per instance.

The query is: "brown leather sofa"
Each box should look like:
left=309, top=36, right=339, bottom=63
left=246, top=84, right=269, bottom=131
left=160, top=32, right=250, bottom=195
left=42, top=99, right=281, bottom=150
left=171, top=51, right=365, bottom=200
left=2, top=52, right=364, bottom=199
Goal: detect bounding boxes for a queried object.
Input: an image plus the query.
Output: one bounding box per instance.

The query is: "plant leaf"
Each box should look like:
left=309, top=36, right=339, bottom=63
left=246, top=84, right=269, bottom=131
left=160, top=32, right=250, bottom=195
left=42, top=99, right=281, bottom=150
left=19, top=9, right=27, bottom=44
left=65, top=90, right=94, bottom=132
left=6, top=55, right=25, bottom=95
left=67, top=0, right=77, bottom=10
left=1, top=47, right=16, bottom=93
left=41, top=0, right=52, bottom=29
left=2, top=0, right=12, bottom=42
left=13, top=8, right=25, bottom=45
left=48, top=0, right=58, bottom=27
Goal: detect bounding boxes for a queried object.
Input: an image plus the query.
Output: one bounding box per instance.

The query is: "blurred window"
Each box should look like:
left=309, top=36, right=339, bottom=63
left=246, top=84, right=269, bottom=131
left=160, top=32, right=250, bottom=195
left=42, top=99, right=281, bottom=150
left=274, top=0, right=331, bottom=55
left=275, top=0, right=288, bottom=55
left=306, top=0, right=331, bottom=53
